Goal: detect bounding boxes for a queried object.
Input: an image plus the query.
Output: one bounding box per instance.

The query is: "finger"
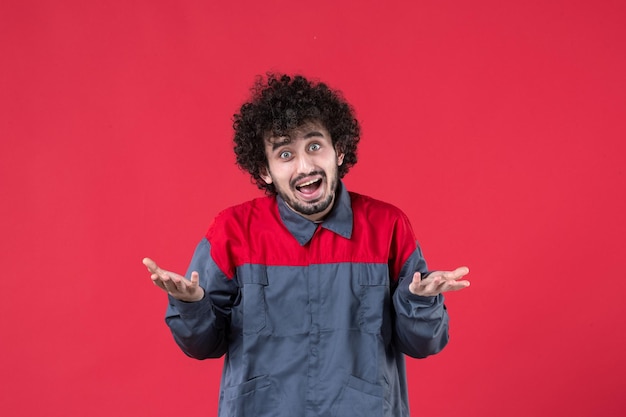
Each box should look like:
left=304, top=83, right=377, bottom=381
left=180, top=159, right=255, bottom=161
left=442, top=280, right=471, bottom=292
left=169, top=273, right=186, bottom=291
left=190, top=271, right=200, bottom=287
left=430, top=276, right=446, bottom=292
left=408, top=272, right=421, bottom=293
left=442, top=266, right=470, bottom=280
left=161, top=280, right=172, bottom=294
left=153, top=268, right=171, bottom=282
left=149, top=269, right=174, bottom=288
left=151, top=272, right=167, bottom=291
left=161, top=273, right=181, bottom=292
left=143, top=257, right=160, bottom=274
left=153, top=280, right=167, bottom=290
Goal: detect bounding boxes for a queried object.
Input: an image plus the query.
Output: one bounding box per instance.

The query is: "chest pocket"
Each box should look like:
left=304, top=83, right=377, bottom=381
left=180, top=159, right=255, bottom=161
left=357, top=267, right=391, bottom=335
left=238, top=264, right=311, bottom=336
left=239, top=265, right=268, bottom=335
left=317, top=263, right=391, bottom=336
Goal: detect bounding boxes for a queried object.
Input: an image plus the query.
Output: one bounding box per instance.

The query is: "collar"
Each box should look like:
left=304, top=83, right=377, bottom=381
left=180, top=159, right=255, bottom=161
left=276, top=181, right=353, bottom=246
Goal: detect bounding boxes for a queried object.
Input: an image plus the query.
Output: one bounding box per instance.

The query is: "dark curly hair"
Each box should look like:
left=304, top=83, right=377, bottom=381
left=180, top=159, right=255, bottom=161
left=233, top=73, right=361, bottom=195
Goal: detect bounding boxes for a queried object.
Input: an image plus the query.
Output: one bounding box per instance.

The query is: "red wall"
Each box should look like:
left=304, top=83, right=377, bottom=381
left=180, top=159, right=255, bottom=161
left=1, top=1, right=625, bottom=416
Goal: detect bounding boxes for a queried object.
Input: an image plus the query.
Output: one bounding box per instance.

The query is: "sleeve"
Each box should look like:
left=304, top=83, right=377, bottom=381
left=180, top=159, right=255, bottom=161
left=390, top=213, right=450, bottom=359
left=164, top=237, right=239, bottom=359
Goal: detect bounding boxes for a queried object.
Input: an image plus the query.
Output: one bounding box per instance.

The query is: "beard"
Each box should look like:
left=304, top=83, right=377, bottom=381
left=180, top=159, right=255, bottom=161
left=275, top=170, right=339, bottom=217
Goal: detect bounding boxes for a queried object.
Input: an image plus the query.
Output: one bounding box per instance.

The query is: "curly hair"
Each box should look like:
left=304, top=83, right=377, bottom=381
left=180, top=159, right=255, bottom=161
left=233, top=73, right=361, bottom=194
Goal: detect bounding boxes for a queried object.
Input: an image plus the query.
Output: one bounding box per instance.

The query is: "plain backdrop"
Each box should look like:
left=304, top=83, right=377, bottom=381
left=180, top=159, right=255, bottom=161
left=1, top=0, right=625, bottom=416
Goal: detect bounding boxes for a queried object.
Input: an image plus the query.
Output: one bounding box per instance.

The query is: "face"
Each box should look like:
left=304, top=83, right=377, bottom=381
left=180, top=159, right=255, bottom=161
left=261, top=121, right=345, bottom=222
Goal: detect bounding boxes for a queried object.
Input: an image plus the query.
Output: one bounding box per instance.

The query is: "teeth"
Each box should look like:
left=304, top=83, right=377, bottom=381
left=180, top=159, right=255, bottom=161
left=298, top=179, right=319, bottom=187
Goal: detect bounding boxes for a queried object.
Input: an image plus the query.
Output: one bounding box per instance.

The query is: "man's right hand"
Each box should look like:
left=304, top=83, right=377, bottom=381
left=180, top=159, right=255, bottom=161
left=142, top=257, right=204, bottom=302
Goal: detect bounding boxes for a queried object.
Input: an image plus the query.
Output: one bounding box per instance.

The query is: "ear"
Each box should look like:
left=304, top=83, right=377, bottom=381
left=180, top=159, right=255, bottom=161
left=337, top=150, right=345, bottom=167
left=260, top=166, right=273, bottom=184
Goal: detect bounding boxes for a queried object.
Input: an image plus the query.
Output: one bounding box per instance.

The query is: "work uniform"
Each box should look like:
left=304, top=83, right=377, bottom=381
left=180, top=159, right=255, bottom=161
left=165, top=182, right=449, bottom=417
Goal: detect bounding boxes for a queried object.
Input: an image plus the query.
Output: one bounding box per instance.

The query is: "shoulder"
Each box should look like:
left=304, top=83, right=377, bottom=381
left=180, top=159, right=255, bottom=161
left=207, top=196, right=276, bottom=237
left=349, top=191, right=416, bottom=238
left=217, top=196, right=275, bottom=219
left=349, top=191, right=408, bottom=219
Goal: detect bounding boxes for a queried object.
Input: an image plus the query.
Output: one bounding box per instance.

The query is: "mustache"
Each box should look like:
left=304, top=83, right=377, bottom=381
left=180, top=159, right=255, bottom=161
left=290, top=170, right=326, bottom=188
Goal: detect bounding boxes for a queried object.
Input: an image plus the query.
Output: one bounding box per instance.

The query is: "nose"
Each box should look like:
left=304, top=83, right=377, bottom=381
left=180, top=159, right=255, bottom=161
left=295, top=152, right=314, bottom=174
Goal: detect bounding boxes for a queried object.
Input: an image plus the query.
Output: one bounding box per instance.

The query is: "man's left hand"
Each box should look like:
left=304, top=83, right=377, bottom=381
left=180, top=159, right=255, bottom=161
left=409, top=266, right=470, bottom=296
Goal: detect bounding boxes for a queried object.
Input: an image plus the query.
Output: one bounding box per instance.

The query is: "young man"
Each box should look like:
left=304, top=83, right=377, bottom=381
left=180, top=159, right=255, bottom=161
left=143, top=74, right=470, bottom=417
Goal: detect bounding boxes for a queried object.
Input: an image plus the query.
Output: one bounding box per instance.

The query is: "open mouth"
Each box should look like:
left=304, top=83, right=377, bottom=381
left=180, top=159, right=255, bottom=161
left=295, top=178, right=322, bottom=196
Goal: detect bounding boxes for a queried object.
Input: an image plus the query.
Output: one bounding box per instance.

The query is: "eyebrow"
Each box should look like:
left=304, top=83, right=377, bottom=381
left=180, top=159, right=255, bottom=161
left=268, top=130, right=325, bottom=151
left=269, top=138, right=291, bottom=151
left=303, top=130, right=325, bottom=139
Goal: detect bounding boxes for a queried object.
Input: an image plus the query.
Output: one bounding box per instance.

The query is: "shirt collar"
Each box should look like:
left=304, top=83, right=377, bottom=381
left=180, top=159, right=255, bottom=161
left=276, top=181, right=353, bottom=246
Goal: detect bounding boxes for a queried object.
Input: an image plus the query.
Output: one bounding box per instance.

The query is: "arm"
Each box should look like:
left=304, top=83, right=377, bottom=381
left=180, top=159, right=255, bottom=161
left=144, top=238, right=239, bottom=359
left=393, top=252, right=471, bottom=357
left=389, top=213, right=470, bottom=358
left=392, top=246, right=450, bottom=358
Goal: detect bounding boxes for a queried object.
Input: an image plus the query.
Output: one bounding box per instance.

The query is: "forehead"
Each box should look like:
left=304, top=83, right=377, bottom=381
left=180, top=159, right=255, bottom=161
left=264, top=121, right=330, bottom=147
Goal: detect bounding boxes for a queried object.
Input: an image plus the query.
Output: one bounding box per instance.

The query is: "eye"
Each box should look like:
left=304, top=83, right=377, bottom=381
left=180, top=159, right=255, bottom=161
left=308, top=143, right=321, bottom=151
left=279, top=151, right=292, bottom=159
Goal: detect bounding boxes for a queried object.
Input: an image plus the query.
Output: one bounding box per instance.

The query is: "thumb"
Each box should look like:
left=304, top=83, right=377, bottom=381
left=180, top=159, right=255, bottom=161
left=190, top=271, right=200, bottom=286
left=409, top=271, right=421, bottom=293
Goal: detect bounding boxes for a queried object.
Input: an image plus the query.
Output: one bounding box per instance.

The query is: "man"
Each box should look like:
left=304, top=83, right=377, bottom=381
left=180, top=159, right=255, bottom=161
left=143, top=74, right=470, bottom=417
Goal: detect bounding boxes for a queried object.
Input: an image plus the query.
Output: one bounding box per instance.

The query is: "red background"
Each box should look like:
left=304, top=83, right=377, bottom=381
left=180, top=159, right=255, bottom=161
left=1, top=1, right=625, bottom=416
